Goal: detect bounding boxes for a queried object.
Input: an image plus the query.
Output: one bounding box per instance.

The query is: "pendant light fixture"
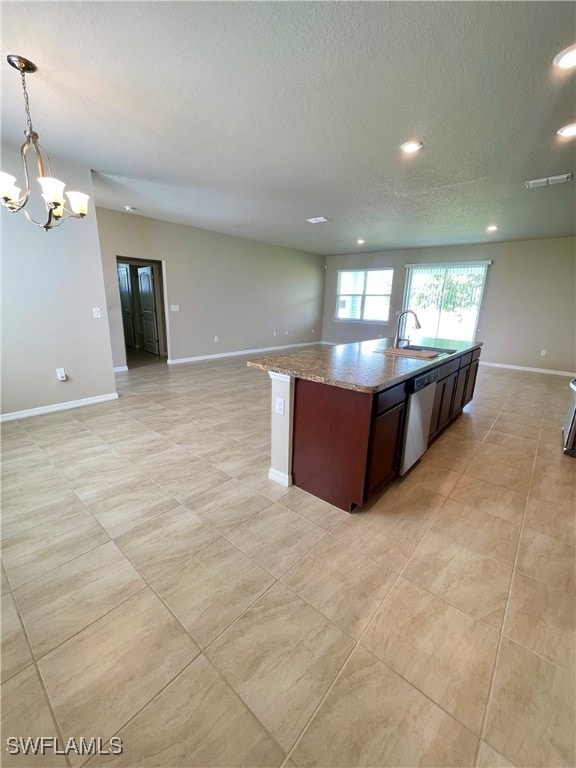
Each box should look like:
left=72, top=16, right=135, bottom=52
left=0, top=55, right=89, bottom=231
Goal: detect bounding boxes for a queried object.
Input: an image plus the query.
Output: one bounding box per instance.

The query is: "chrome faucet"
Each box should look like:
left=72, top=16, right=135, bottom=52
left=393, top=309, right=421, bottom=348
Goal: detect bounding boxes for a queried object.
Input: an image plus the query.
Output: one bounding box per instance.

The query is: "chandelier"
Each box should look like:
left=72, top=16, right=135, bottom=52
left=0, top=55, right=89, bottom=231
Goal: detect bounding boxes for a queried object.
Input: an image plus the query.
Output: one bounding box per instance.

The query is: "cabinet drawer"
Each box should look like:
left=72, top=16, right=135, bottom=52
left=375, top=382, right=406, bottom=415
left=434, top=358, right=460, bottom=380
left=459, top=352, right=473, bottom=368
left=471, top=347, right=481, bottom=362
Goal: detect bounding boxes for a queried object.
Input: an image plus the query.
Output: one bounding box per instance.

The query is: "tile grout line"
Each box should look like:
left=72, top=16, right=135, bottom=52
left=473, top=396, right=545, bottom=767
left=2, top=363, right=572, bottom=768
left=285, top=458, right=510, bottom=764
left=6, top=590, right=74, bottom=768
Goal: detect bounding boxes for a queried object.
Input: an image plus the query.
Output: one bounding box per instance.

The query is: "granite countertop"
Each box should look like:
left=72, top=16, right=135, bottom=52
left=247, top=338, right=482, bottom=393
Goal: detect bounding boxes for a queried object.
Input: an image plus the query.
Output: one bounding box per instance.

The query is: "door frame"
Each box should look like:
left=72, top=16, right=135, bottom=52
left=115, top=256, right=168, bottom=358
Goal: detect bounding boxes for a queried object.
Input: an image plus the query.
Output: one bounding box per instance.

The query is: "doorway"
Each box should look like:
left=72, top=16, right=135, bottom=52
left=116, top=257, right=168, bottom=367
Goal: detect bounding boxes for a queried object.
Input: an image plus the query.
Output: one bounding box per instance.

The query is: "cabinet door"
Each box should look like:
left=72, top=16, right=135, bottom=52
left=438, top=371, right=459, bottom=429
left=366, top=402, right=404, bottom=497
left=292, top=379, right=373, bottom=511
left=430, top=371, right=459, bottom=439
left=452, top=365, right=469, bottom=416
left=463, top=359, right=479, bottom=406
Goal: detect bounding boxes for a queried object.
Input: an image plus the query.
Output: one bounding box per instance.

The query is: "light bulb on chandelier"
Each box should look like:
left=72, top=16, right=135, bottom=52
left=0, top=55, right=89, bottom=231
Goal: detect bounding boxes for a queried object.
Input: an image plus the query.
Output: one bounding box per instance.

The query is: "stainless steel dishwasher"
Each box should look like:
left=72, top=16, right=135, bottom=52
left=400, top=368, right=440, bottom=475
left=562, top=378, right=576, bottom=457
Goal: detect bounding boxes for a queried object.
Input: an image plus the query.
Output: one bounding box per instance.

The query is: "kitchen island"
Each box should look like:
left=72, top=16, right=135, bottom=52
left=248, top=338, right=482, bottom=511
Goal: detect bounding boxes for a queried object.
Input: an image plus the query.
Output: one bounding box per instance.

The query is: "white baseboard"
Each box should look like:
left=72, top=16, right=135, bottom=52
left=113, top=366, right=129, bottom=373
left=480, top=361, right=575, bottom=377
left=1, top=393, right=119, bottom=422
left=268, top=467, right=292, bottom=486
left=167, top=342, right=319, bottom=366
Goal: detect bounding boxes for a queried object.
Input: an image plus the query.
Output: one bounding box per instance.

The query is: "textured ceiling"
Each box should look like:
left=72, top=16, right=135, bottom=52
left=1, top=1, right=575, bottom=255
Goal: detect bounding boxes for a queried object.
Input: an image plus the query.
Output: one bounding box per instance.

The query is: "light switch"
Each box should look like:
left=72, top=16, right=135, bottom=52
left=92, top=307, right=101, bottom=319
left=171, top=305, right=180, bottom=312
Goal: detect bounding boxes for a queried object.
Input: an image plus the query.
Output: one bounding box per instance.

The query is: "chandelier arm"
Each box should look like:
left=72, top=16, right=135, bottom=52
left=31, top=134, right=52, bottom=178
left=17, top=137, right=33, bottom=209
left=45, top=214, right=70, bottom=229
left=18, top=207, right=51, bottom=229
left=15, top=133, right=56, bottom=225
left=11, top=133, right=54, bottom=214
left=19, top=204, right=81, bottom=231
left=2, top=136, right=35, bottom=212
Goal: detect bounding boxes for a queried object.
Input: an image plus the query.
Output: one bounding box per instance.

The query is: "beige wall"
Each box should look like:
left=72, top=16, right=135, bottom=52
left=322, top=237, right=576, bottom=373
left=96, top=207, right=325, bottom=368
left=3, top=153, right=572, bottom=420
left=1, top=144, right=117, bottom=416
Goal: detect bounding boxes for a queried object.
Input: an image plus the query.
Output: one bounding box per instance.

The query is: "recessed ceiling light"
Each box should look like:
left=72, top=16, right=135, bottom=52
left=306, top=216, right=332, bottom=224
left=486, top=225, right=498, bottom=232
left=557, top=123, right=576, bottom=137
left=124, top=205, right=137, bottom=212
left=357, top=239, right=365, bottom=245
left=401, top=140, right=423, bottom=154
left=553, top=44, right=576, bottom=69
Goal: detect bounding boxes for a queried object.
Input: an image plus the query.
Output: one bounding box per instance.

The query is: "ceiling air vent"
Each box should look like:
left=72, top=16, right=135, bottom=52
left=549, top=173, right=573, bottom=185
left=525, top=173, right=572, bottom=189
left=306, top=216, right=332, bottom=224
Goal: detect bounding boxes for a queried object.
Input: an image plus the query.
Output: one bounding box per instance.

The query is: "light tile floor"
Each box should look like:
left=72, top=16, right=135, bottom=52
left=1, top=357, right=574, bottom=767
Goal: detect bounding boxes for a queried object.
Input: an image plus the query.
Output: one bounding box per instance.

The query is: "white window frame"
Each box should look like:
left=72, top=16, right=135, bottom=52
left=335, top=268, right=394, bottom=324
left=402, top=261, right=491, bottom=341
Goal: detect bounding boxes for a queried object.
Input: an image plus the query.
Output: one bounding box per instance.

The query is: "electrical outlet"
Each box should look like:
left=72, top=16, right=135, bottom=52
left=285, top=330, right=289, bottom=336
left=273, top=331, right=277, bottom=337
left=56, top=368, right=66, bottom=381
left=170, top=305, right=180, bottom=312
left=214, top=335, right=219, bottom=342
left=312, top=328, right=315, bottom=334
left=275, top=397, right=285, bottom=416
left=541, top=349, right=547, bottom=356
left=92, top=307, right=101, bottom=319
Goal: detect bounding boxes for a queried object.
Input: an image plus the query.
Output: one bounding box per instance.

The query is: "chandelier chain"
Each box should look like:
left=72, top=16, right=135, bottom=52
left=20, top=70, right=33, bottom=133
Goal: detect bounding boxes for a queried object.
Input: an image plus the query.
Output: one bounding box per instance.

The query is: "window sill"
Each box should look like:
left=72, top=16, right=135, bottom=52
left=334, top=319, right=392, bottom=325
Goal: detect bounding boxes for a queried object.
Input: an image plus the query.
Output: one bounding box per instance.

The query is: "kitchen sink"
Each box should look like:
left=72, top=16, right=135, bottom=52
left=402, top=345, right=457, bottom=354
left=380, top=344, right=458, bottom=359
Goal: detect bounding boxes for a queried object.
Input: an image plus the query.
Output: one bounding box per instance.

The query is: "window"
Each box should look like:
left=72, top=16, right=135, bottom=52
left=403, top=262, right=490, bottom=341
left=336, top=269, right=394, bottom=322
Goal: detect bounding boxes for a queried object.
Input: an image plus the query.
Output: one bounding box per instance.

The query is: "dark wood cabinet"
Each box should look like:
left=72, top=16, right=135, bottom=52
left=365, top=401, right=404, bottom=497
left=292, top=379, right=373, bottom=511
left=463, top=358, right=480, bottom=406
left=292, top=379, right=405, bottom=511
left=429, top=347, right=481, bottom=443
left=292, top=346, right=481, bottom=510
left=437, top=370, right=459, bottom=432
left=453, top=366, right=468, bottom=413
left=429, top=358, right=460, bottom=439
